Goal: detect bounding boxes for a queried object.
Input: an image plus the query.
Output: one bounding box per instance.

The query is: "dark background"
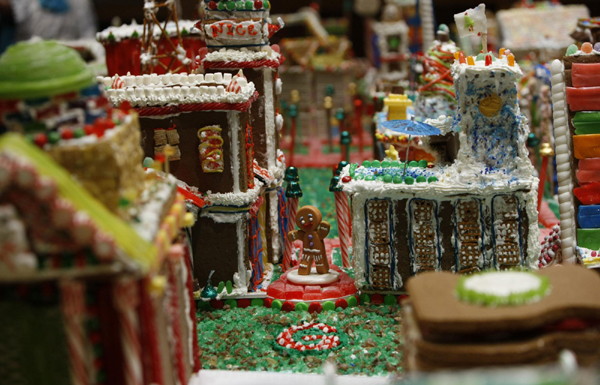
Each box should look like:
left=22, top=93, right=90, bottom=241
left=93, top=0, right=600, bottom=57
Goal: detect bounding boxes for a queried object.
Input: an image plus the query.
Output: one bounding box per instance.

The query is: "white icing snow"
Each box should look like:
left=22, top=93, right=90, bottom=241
left=205, top=180, right=263, bottom=207
left=462, top=271, right=543, bottom=297
left=204, top=47, right=281, bottom=63
left=96, top=20, right=199, bottom=42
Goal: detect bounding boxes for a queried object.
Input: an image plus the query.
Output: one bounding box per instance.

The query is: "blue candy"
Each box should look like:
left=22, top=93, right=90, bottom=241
left=578, top=205, right=600, bottom=228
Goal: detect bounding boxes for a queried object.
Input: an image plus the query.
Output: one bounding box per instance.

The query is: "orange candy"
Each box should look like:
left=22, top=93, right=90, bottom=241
left=582, top=42, right=593, bottom=54
left=573, top=134, right=600, bottom=159
left=508, top=54, right=515, bottom=66
left=499, top=47, right=506, bottom=57
left=467, top=56, right=475, bottom=65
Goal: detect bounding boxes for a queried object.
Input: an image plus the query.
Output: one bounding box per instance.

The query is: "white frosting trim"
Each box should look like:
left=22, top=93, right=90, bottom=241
left=204, top=47, right=281, bottom=63
left=96, top=20, right=199, bottom=42
left=550, top=59, right=577, bottom=264
left=227, top=111, right=240, bottom=194
left=205, top=180, right=263, bottom=207
left=263, top=69, right=276, bottom=170
left=462, top=271, right=543, bottom=296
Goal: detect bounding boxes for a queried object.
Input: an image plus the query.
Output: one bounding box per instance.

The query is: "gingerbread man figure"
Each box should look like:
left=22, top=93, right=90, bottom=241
left=287, top=205, right=331, bottom=275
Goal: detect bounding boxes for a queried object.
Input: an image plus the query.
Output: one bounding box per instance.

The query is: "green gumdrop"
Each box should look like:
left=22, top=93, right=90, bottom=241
left=251, top=299, right=264, bottom=307
left=217, top=281, right=225, bottom=293
left=226, top=0, right=236, bottom=10
left=48, top=131, right=61, bottom=144
left=225, top=299, right=237, bottom=308
left=476, top=52, right=485, bottom=61
left=409, top=160, right=418, bottom=167
left=416, top=176, right=426, bottom=183
left=143, top=157, right=154, bottom=168
left=391, top=160, right=400, bottom=168
left=74, top=128, right=85, bottom=138
left=383, top=174, right=392, bottom=183
left=384, top=295, right=397, bottom=306
left=566, top=44, right=578, bottom=56
left=322, top=301, right=336, bottom=311
left=405, top=176, right=415, bottom=185
left=359, top=293, right=370, bottom=304
left=365, top=175, right=375, bottom=181
left=362, top=160, right=371, bottom=167
left=236, top=1, right=244, bottom=9
left=271, top=299, right=283, bottom=310
left=428, top=176, right=438, bottom=183
left=381, top=160, right=390, bottom=168
left=438, top=23, right=449, bottom=32
left=356, top=174, right=364, bottom=180
left=217, top=1, right=226, bottom=10
left=226, top=280, right=233, bottom=294
left=347, top=296, right=358, bottom=307
left=392, top=176, right=403, bottom=184
left=375, top=176, right=383, bottom=181
left=371, top=160, right=381, bottom=168
left=418, top=159, right=428, bottom=168
left=296, top=302, right=308, bottom=312
left=197, top=300, right=211, bottom=310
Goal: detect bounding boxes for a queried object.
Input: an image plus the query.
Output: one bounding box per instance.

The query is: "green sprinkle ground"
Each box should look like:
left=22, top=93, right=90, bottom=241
left=197, top=305, right=403, bottom=375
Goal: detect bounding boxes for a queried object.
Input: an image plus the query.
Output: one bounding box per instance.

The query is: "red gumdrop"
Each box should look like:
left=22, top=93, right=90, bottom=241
left=370, top=294, right=384, bottom=304
left=84, top=124, right=95, bottom=136
left=210, top=300, right=224, bottom=310
left=552, top=244, right=559, bottom=251
left=308, top=302, right=323, bottom=314
left=254, top=0, right=263, bottom=9
left=281, top=301, right=295, bottom=312
left=397, top=294, right=409, bottom=305
left=335, top=298, right=348, bottom=309
left=342, top=176, right=351, bottom=183
left=592, top=251, right=598, bottom=257
left=544, top=255, right=552, bottom=262
left=237, top=299, right=251, bottom=308
left=208, top=1, right=217, bottom=10
left=485, top=54, right=492, bottom=66
left=458, top=52, right=466, bottom=64
left=264, top=297, right=273, bottom=308
left=271, top=44, right=280, bottom=53
left=61, top=128, right=74, bottom=140
left=34, top=133, right=48, bottom=147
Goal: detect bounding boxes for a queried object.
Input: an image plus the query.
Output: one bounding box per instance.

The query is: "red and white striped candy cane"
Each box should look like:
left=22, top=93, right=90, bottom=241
left=282, top=197, right=298, bottom=271
left=60, top=281, right=90, bottom=385
left=335, top=191, right=351, bottom=268
left=114, top=278, right=143, bottom=385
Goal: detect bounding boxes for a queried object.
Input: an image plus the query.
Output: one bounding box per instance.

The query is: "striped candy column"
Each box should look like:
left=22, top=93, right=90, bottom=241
left=282, top=166, right=303, bottom=271
left=335, top=191, right=351, bottom=268
left=283, top=197, right=298, bottom=271
left=60, top=280, right=91, bottom=385
left=167, top=258, right=187, bottom=385
left=113, top=278, right=143, bottom=385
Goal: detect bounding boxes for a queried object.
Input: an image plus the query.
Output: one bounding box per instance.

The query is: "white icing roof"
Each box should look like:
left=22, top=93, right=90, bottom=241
left=97, top=20, right=200, bottom=42
left=452, top=55, right=523, bottom=77
left=204, top=47, right=282, bottom=63
left=99, top=72, right=256, bottom=108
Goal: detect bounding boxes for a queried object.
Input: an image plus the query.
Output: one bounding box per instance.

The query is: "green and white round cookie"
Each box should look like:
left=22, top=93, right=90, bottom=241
left=456, top=271, right=550, bottom=306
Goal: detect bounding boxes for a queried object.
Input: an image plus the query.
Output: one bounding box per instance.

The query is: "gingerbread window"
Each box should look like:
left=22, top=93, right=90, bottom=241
left=197, top=126, right=224, bottom=173
left=154, top=125, right=181, bottom=161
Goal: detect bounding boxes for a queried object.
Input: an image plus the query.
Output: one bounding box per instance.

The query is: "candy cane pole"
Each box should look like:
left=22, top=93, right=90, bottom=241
left=288, top=105, right=298, bottom=167
left=283, top=167, right=303, bottom=271
left=330, top=162, right=351, bottom=268
left=114, top=278, right=143, bottom=385
left=60, top=281, right=90, bottom=385
left=538, top=143, right=554, bottom=213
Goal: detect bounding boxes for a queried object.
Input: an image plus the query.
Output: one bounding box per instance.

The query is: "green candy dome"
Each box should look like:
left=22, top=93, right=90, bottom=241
left=0, top=40, right=95, bottom=100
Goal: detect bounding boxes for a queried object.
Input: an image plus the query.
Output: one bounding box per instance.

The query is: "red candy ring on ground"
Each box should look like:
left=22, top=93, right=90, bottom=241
left=276, top=322, right=341, bottom=352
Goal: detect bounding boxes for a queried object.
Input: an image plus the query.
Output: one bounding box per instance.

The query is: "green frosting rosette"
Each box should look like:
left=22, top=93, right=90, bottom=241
left=456, top=270, right=551, bottom=307
left=0, top=40, right=95, bottom=100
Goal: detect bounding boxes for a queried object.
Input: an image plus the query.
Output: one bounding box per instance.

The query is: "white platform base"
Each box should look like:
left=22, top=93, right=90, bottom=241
left=287, top=268, right=340, bottom=285
left=192, top=369, right=392, bottom=385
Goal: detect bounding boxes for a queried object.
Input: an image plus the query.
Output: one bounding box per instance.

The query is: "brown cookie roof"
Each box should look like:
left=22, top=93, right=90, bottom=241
left=406, top=265, right=600, bottom=335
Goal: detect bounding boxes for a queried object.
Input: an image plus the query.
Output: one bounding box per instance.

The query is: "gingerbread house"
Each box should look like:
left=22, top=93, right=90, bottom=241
left=551, top=45, right=600, bottom=267
left=0, top=134, right=199, bottom=385
left=199, top=0, right=287, bottom=272
left=339, top=51, right=540, bottom=293
left=101, top=70, right=278, bottom=294
left=97, top=20, right=204, bottom=76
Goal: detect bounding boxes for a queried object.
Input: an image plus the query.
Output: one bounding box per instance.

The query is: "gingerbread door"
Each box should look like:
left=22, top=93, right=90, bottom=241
left=454, top=199, right=484, bottom=274
left=365, top=199, right=396, bottom=290
left=409, top=199, right=440, bottom=274
left=492, top=195, right=523, bottom=269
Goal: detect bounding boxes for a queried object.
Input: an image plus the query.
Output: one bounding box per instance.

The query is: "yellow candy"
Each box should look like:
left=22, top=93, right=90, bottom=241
left=508, top=54, right=515, bottom=67
left=454, top=52, right=460, bottom=61
left=183, top=212, right=196, bottom=228
left=479, top=94, right=502, bottom=117
left=149, top=275, right=167, bottom=296
left=467, top=56, right=475, bottom=65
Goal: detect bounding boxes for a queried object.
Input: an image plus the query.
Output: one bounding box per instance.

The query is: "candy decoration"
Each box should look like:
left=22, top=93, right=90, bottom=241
left=467, top=56, right=475, bottom=65
left=485, top=53, right=492, bottom=66
left=456, top=271, right=550, bottom=306
left=111, top=74, right=125, bottom=89
left=582, top=42, right=593, bottom=54
left=283, top=167, right=302, bottom=271
left=508, top=54, right=515, bottom=67
left=274, top=322, right=344, bottom=353
left=334, top=189, right=351, bottom=268
left=197, top=126, right=224, bottom=173
left=113, top=278, right=143, bottom=385
left=60, top=281, right=91, bottom=385
left=458, top=52, right=466, bottom=64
